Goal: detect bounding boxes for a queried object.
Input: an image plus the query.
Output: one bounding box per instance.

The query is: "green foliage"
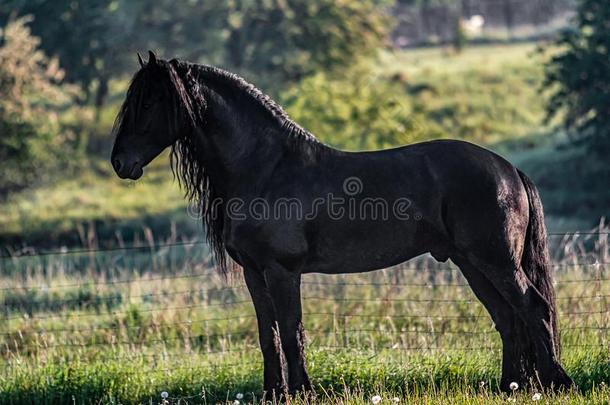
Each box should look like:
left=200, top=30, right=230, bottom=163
left=2, top=0, right=391, bottom=102
left=0, top=155, right=195, bottom=246
left=453, top=17, right=468, bottom=52
left=0, top=0, right=228, bottom=106
left=397, top=0, right=460, bottom=5
left=282, top=65, right=444, bottom=150
left=282, top=45, right=546, bottom=151
left=222, top=0, right=391, bottom=89
left=0, top=16, right=82, bottom=193
left=1, top=0, right=120, bottom=104
left=132, top=0, right=228, bottom=66
left=543, top=0, right=610, bottom=154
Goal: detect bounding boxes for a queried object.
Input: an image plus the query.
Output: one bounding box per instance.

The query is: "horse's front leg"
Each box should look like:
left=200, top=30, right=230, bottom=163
left=243, top=267, right=285, bottom=396
left=264, top=263, right=313, bottom=395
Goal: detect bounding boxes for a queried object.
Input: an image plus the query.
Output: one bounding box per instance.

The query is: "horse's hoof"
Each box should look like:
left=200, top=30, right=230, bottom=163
left=262, top=386, right=288, bottom=402
left=552, top=373, right=576, bottom=392
left=288, top=385, right=316, bottom=399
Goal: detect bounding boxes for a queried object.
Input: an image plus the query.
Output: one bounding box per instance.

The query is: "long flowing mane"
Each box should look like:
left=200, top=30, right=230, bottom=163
left=114, top=58, right=320, bottom=274
left=188, top=62, right=318, bottom=144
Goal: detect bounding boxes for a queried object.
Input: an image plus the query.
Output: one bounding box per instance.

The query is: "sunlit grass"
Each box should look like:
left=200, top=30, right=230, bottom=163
left=377, top=43, right=549, bottom=144
left=1, top=347, right=609, bottom=404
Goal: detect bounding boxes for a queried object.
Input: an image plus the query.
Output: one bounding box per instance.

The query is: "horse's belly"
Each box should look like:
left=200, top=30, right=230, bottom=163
left=303, top=251, right=422, bottom=274
left=305, top=223, right=429, bottom=274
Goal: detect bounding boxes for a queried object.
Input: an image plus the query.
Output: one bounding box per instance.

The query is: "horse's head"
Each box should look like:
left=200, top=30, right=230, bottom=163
left=111, top=51, right=202, bottom=180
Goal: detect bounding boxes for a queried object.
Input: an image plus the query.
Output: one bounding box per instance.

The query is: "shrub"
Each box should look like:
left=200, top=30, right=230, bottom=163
left=281, top=65, right=445, bottom=151
left=0, top=16, right=81, bottom=194
left=543, top=0, right=610, bottom=155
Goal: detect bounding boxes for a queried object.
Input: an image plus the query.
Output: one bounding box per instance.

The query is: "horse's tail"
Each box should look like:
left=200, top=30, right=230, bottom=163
left=517, top=169, right=560, bottom=356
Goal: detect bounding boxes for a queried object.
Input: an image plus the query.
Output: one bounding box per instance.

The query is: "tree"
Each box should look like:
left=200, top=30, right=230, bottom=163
left=2, top=0, right=391, bottom=101
left=0, top=16, right=79, bottom=193
left=281, top=65, right=443, bottom=150
left=0, top=0, right=121, bottom=106
left=543, top=0, right=610, bottom=154
left=221, top=0, right=391, bottom=90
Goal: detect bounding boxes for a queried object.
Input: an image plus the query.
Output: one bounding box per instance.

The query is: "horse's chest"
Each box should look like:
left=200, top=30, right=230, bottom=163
left=223, top=220, right=308, bottom=269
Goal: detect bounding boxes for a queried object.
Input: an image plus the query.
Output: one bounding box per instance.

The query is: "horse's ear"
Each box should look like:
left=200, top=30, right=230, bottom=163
left=137, top=52, right=145, bottom=68
left=148, top=50, right=157, bottom=65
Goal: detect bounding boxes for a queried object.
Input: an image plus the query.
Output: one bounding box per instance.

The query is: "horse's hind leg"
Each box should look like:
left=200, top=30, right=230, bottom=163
left=468, top=256, right=572, bottom=390
left=452, top=255, right=524, bottom=390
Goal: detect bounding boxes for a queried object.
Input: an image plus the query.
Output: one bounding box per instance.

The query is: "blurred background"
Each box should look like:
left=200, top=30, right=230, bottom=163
left=0, top=0, right=607, bottom=252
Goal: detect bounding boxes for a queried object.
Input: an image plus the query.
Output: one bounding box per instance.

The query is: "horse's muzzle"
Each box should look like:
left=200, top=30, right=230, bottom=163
left=112, top=155, right=143, bottom=180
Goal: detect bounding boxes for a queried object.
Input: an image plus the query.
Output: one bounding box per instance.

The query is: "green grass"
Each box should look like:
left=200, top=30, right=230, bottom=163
left=0, top=155, right=197, bottom=247
left=2, top=349, right=609, bottom=404
left=377, top=43, right=549, bottom=144
left=0, top=233, right=609, bottom=404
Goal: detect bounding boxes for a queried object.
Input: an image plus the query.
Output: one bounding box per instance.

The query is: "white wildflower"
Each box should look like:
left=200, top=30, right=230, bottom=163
left=509, top=382, right=519, bottom=391
left=233, top=401, right=240, bottom=405
left=392, top=397, right=400, bottom=403
left=236, top=393, right=244, bottom=400
left=372, top=395, right=382, bottom=404
left=160, top=391, right=169, bottom=399
left=532, top=392, right=542, bottom=401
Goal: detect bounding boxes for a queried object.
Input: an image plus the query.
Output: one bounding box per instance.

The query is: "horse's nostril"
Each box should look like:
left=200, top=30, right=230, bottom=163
left=113, top=158, right=122, bottom=172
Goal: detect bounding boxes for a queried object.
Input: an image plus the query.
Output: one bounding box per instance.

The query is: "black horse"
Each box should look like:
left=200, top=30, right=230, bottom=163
left=111, top=51, right=573, bottom=395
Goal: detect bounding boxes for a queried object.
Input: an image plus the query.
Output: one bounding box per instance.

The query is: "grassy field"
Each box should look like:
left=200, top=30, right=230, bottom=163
left=377, top=43, right=548, bottom=144
left=0, top=228, right=609, bottom=404
left=0, top=156, right=191, bottom=248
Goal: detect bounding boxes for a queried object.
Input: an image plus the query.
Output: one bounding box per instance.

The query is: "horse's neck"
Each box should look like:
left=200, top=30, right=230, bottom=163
left=196, top=86, right=288, bottom=197
left=188, top=67, right=327, bottom=197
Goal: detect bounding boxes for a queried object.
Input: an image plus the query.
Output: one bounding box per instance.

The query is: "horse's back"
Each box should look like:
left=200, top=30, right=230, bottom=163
left=331, top=139, right=523, bottom=203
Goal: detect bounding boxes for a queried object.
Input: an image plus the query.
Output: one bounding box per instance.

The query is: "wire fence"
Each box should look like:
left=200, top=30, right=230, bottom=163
left=0, top=229, right=608, bottom=370
left=1, top=229, right=608, bottom=259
